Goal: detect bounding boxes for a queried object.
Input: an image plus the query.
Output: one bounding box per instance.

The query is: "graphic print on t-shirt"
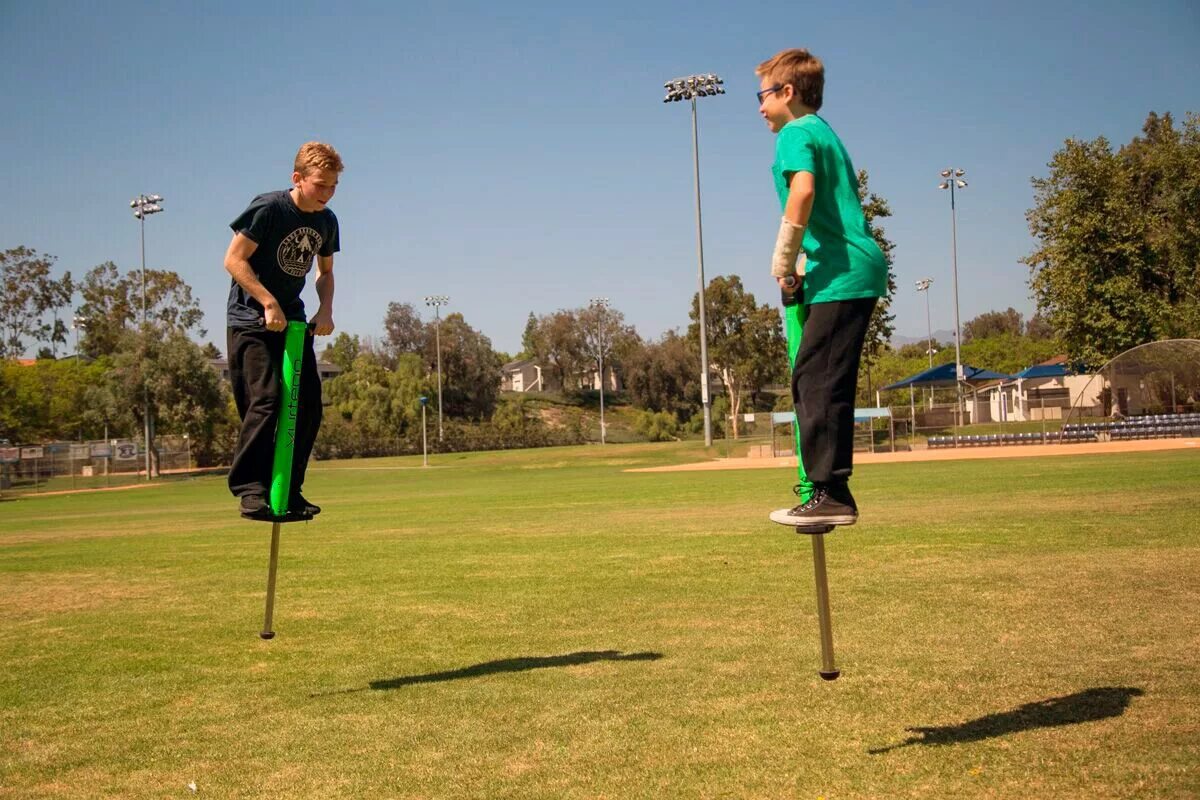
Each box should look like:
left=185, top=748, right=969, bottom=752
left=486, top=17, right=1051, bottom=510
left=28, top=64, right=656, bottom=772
left=277, top=227, right=324, bottom=277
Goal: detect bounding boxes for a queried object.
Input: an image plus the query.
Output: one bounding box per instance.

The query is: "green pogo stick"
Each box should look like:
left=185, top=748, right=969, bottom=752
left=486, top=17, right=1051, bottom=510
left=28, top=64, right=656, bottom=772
left=782, top=279, right=840, bottom=680
left=261, top=320, right=308, bottom=640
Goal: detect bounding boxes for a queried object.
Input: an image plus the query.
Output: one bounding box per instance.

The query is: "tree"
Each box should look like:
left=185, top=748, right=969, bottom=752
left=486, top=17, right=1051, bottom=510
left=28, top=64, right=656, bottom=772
left=382, top=301, right=427, bottom=365
left=895, top=341, right=936, bottom=361
left=520, top=311, right=538, bottom=359
left=319, top=351, right=432, bottom=456
left=0, top=357, right=113, bottom=442
left=856, top=169, right=898, bottom=401
left=963, top=308, right=1024, bottom=342
left=1024, top=111, right=1200, bottom=367
left=75, top=262, right=135, bottom=357
left=1025, top=313, right=1056, bottom=341
left=323, top=350, right=401, bottom=439
left=426, top=312, right=502, bottom=419
left=623, top=331, right=700, bottom=419
left=688, top=275, right=786, bottom=438
left=142, top=269, right=206, bottom=337
left=76, top=263, right=205, bottom=357
left=959, top=333, right=1063, bottom=378
left=633, top=409, right=681, bottom=442
left=526, top=309, right=589, bottom=393
left=524, top=306, right=639, bottom=397
left=578, top=303, right=640, bottom=391
left=143, top=330, right=236, bottom=466
left=44, top=270, right=76, bottom=358
left=490, top=396, right=549, bottom=445
left=321, top=331, right=362, bottom=373
left=108, top=326, right=232, bottom=473
left=201, top=342, right=223, bottom=359
left=0, top=247, right=73, bottom=359
left=78, top=377, right=123, bottom=442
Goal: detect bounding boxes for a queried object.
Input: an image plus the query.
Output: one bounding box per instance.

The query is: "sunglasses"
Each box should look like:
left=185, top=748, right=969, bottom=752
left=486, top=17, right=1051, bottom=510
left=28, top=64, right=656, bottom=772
left=756, top=84, right=783, bottom=104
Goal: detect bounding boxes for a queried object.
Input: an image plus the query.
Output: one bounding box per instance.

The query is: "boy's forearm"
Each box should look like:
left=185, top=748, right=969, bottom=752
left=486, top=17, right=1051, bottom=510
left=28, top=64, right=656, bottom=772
left=225, top=258, right=279, bottom=309
left=784, top=185, right=814, bottom=227
left=314, top=270, right=334, bottom=312
left=773, top=173, right=815, bottom=280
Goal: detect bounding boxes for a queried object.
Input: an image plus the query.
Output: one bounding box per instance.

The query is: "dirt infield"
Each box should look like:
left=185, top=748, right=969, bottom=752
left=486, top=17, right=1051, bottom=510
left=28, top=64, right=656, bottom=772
left=629, top=437, right=1200, bottom=473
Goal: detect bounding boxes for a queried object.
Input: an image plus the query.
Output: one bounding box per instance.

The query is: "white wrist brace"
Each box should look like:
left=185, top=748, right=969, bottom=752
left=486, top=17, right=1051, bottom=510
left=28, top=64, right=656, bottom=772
left=771, top=217, right=806, bottom=278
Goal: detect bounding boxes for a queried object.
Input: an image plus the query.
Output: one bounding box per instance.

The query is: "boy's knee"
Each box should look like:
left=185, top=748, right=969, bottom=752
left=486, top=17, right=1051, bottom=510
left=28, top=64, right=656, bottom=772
left=243, top=392, right=281, bottom=420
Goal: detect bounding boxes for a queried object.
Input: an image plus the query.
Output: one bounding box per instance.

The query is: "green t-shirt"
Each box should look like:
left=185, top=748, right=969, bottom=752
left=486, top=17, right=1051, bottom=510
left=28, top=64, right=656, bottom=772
left=772, top=114, right=887, bottom=303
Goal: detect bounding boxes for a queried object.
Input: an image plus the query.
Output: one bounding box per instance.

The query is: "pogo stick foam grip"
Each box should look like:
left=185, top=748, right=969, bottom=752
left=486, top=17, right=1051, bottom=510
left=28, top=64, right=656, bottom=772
left=269, top=321, right=308, bottom=515
left=783, top=294, right=815, bottom=504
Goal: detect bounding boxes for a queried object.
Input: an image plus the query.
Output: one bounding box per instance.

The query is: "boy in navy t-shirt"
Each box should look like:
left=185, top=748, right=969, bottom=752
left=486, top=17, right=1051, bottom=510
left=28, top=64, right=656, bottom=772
left=223, top=142, right=343, bottom=520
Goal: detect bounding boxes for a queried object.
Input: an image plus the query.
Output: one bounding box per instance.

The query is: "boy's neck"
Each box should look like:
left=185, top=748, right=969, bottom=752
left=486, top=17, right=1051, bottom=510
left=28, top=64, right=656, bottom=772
left=289, top=187, right=322, bottom=213
left=785, top=102, right=817, bottom=123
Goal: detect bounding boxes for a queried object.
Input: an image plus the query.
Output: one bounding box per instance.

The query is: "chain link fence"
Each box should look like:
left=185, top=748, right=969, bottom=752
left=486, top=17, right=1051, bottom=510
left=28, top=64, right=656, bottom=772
left=0, top=436, right=198, bottom=494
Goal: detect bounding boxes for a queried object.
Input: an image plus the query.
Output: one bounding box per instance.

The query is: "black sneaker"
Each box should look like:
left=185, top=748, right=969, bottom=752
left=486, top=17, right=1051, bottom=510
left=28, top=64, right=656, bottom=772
left=241, top=494, right=313, bottom=522
left=290, top=493, right=321, bottom=516
left=769, top=484, right=858, bottom=527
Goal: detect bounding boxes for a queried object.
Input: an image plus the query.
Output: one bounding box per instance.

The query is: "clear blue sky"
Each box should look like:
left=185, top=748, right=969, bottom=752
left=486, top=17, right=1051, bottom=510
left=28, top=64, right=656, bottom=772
left=3, top=0, right=1198, bottom=357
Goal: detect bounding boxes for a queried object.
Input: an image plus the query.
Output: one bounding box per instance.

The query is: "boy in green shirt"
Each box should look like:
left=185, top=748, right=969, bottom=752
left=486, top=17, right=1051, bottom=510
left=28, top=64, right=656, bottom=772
left=758, top=48, right=887, bottom=527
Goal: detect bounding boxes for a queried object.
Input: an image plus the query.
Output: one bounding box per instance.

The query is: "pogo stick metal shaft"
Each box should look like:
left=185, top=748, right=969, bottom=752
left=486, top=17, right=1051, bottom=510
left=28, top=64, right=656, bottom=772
left=261, top=522, right=281, bottom=640
left=810, top=531, right=840, bottom=680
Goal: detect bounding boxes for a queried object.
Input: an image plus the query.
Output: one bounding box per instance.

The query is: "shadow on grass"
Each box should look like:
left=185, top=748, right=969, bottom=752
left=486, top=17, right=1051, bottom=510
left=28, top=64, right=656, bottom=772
left=312, top=650, right=663, bottom=697
left=869, top=687, right=1144, bottom=754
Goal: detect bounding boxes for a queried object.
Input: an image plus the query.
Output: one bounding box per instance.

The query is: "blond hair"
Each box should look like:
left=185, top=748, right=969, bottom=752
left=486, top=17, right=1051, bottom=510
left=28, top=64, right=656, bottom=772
left=294, top=142, right=344, bottom=176
left=756, top=49, right=824, bottom=111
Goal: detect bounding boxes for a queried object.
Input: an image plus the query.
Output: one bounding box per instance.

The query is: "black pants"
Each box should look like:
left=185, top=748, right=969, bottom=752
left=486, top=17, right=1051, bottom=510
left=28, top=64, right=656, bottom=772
left=227, top=326, right=322, bottom=499
left=793, top=298, right=877, bottom=486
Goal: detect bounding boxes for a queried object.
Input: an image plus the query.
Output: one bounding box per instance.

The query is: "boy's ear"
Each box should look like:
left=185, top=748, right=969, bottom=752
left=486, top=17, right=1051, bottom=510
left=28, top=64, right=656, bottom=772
left=782, top=83, right=796, bottom=102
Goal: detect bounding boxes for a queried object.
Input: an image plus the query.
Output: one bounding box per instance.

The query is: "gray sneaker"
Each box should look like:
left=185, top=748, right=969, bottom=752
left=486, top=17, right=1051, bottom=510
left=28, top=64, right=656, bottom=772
left=769, top=485, right=858, bottom=527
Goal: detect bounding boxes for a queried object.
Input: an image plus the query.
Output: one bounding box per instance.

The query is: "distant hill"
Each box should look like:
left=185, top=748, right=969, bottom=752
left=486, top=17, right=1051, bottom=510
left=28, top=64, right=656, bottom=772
left=892, top=330, right=955, bottom=348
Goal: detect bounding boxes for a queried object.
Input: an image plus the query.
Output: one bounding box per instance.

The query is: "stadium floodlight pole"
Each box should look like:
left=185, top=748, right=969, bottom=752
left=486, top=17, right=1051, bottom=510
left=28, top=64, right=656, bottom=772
left=589, top=297, right=611, bottom=444
left=419, top=396, right=429, bottom=467
left=914, top=279, right=934, bottom=370
left=915, top=278, right=935, bottom=414
left=424, top=295, right=449, bottom=440
left=71, top=315, right=88, bottom=358
left=937, top=170, right=967, bottom=426
left=664, top=73, right=724, bottom=447
left=131, top=193, right=164, bottom=480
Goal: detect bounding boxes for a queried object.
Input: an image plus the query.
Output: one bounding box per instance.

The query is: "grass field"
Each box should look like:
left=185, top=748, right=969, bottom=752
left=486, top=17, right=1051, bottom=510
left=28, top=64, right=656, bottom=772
left=1, top=442, right=1198, bottom=798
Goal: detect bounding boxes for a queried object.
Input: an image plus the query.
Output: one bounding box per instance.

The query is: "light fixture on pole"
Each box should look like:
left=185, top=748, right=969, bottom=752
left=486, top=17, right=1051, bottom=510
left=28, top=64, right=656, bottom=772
left=589, top=297, right=611, bottom=444
left=423, top=295, right=449, bottom=440
left=937, top=169, right=967, bottom=426
left=130, top=193, right=164, bottom=480
left=664, top=73, right=724, bottom=447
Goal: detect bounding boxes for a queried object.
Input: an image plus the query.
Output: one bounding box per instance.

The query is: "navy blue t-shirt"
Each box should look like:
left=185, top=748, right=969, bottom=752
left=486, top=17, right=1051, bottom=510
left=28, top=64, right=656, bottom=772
left=226, top=190, right=340, bottom=328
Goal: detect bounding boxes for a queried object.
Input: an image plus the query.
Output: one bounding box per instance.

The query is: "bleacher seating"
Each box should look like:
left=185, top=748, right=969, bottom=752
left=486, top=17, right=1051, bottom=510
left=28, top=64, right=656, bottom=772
left=924, top=412, right=1200, bottom=449
left=1062, top=412, right=1200, bottom=442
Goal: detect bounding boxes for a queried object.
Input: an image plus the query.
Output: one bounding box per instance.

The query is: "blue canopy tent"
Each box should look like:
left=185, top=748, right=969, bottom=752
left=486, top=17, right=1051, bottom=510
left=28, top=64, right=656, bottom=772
left=882, top=362, right=1013, bottom=391
left=883, top=363, right=1014, bottom=428
left=1010, top=363, right=1069, bottom=380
